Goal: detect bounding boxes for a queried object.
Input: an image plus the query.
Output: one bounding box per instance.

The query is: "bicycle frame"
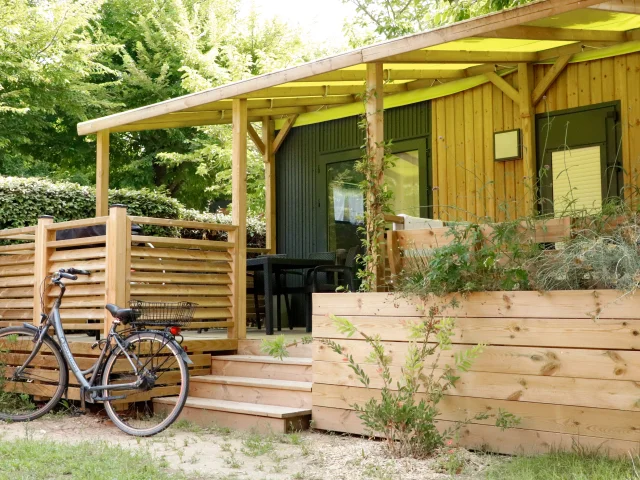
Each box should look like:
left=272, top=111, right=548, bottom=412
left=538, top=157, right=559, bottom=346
left=18, top=280, right=146, bottom=400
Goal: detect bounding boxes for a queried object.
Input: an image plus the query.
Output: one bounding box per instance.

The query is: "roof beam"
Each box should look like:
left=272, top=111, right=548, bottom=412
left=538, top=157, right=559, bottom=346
left=536, top=41, right=613, bottom=61
left=110, top=116, right=262, bottom=133
left=589, top=0, right=640, bottom=14
left=128, top=108, right=307, bottom=127
left=184, top=95, right=356, bottom=112
left=465, top=63, right=520, bottom=77
left=484, top=25, right=625, bottom=43
left=234, top=83, right=406, bottom=99
left=485, top=71, right=521, bottom=105
left=532, top=54, right=572, bottom=105
left=293, top=69, right=465, bottom=82
left=379, top=50, right=538, bottom=64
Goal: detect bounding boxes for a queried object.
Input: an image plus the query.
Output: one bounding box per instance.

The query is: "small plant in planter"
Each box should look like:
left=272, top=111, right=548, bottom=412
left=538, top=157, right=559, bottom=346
left=322, top=304, right=520, bottom=459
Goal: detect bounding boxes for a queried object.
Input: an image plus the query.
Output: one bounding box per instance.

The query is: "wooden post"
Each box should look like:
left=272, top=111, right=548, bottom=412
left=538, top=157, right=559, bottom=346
left=365, top=63, right=385, bottom=291
left=263, top=117, right=277, bottom=254
left=105, top=205, right=131, bottom=335
left=96, top=130, right=110, bottom=217
left=518, top=63, right=536, bottom=216
left=229, top=99, right=248, bottom=340
left=33, top=216, right=54, bottom=325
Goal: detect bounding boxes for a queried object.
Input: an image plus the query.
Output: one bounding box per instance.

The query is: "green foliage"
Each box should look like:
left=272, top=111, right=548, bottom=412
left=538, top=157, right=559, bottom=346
left=343, top=0, right=534, bottom=47
left=0, top=0, right=121, bottom=178
left=260, top=335, right=314, bottom=361
left=485, top=449, right=638, bottom=480
left=355, top=94, right=396, bottom=292
left=0, top=438, right=187, bottom=480
left=532, top=211, right=640, bottom=294
left=0, top=0, right=325, bottom=212
left=322, top=308, right=519, bottom=458
left=0, top=176, right=266, bottom=245
left=397, top=221, right=538, bottom=297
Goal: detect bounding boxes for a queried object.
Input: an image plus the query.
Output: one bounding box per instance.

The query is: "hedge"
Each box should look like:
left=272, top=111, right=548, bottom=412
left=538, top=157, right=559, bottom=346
left=0, top=177, right=266, bottom=247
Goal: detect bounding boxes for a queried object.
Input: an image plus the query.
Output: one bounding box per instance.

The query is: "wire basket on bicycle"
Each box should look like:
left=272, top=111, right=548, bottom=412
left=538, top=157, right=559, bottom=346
left=128, top=300, right=197, bottom=328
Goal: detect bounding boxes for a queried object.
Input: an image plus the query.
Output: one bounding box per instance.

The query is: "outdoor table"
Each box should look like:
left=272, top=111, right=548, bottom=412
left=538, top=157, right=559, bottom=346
left=246, top=256, right=335, bottom=335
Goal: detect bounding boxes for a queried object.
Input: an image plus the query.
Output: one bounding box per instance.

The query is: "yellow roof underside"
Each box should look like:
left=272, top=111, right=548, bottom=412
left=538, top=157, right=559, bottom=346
left=78, top=6, right=640, bottom=134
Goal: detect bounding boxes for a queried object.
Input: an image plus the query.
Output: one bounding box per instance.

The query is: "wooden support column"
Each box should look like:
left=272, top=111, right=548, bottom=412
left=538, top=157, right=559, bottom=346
left=105, top=205, right=131, bottom=335
left=518, top=63, right=537, bottom=215
left=229, top=99, right=248, bottom=340
left=33, top=216, right=54, bottom=325
left=263, top=117, right=277, bottom=254
left=365, top=63, right=385, bottom=291
left=96, top=130, right=110, bottom=217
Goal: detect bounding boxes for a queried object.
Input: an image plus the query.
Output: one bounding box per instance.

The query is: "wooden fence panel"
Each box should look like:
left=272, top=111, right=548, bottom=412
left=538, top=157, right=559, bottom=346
left=312, top=292, right=640, bottom=456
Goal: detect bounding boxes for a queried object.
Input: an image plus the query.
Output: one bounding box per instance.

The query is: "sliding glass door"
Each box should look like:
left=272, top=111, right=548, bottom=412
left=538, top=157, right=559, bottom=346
left=318, top=138, right=430, bottom=252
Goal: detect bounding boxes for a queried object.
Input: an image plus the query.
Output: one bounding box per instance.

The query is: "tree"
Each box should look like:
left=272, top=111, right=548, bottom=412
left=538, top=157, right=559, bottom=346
left=343, top=0, right=534, bottom=46
left=0, top=0, right=120, bottom=180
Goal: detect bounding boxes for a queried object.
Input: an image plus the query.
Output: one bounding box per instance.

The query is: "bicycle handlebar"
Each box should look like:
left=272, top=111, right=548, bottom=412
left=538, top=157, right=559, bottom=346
left=54, top=268, right=91, bottom=282
left=65, top=268, right=91, bottom=276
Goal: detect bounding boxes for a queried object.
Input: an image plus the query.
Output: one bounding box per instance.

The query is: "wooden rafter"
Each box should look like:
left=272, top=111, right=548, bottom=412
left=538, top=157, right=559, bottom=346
left=465, top=63, right=518, bottom=77
left=236, top=84, right=405, bottom=99
left=536, top=41, right=613, bottom=62
left=184, top=95, right=356, bottom=112
left=247, top=122, right=265, bottom=155
left=531, top=55, right=572, bottom=105
left=272, top=115, right=298, bottom=155
left=380, top=50, right=538, bottom=64
left=485, top=72, right=521, bottom=105
left=486, top=25, right=625, bottom=43
left=294, top=69, right=465, bottom=82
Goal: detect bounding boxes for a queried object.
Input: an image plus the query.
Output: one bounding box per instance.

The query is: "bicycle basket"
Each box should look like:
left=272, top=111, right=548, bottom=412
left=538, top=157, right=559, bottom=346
left=128, top=300, right=197, bottom=328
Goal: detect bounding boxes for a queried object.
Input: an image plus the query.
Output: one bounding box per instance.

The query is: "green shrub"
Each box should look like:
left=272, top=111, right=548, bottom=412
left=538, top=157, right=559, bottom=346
left=0, top=176, right=266, bottom=246
left=397, top=221, right=538, bottom=297
left=179, top=208, right=266, bottom=248
left=321, top=306, right=519, bottom=458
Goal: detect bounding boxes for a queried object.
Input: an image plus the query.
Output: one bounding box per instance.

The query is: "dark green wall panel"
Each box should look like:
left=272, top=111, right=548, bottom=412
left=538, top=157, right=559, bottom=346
left=276, top=101, right=431, bottom=256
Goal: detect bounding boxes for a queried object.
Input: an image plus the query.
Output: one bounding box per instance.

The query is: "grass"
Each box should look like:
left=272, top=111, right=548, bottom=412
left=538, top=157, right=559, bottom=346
left=484, top=451, right=638, bottom=480
left=0, top=438, right=186, bottom=480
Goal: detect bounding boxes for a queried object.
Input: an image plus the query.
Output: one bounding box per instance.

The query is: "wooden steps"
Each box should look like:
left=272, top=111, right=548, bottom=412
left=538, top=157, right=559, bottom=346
left=154, top=354, right=312, bottom=433
left=210, top=355, right=312, bottom=382
left=190, top=375, right=312, bottom=408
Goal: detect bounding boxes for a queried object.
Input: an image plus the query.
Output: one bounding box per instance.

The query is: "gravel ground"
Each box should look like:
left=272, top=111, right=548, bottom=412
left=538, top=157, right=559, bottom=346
left=0, top=414, right=505, bottom=479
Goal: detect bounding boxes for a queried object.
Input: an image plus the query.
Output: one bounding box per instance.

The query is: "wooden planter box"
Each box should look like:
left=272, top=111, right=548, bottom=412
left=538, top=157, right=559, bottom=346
left=312, top=291, right=640, bottom=456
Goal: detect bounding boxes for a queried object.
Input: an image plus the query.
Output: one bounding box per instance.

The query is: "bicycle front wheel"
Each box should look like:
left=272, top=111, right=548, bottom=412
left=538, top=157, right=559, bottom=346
left=0, top=326, right=68, bottom=422
left=102, top=331, right=189, bottom=436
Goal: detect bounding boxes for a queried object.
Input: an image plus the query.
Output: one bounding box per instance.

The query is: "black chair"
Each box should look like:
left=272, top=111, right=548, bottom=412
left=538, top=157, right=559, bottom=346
left=247, top=255, right=293, bottom=331
left=277, top=252, right=337, bottom=331
left=303, top=246, right=360, bottom=332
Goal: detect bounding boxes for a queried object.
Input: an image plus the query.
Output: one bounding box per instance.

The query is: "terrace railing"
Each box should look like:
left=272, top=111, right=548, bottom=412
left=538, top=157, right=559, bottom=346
left=385, top=217, right=573, bottom=278
left=0, top=205, right=244, bottom=338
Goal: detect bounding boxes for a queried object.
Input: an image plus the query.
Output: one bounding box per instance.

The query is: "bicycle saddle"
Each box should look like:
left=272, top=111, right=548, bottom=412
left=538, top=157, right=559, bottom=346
left=105, top=304, right=138, bottom=324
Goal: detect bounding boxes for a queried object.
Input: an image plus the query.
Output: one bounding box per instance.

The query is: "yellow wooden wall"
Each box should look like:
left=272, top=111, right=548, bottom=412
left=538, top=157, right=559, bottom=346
left=431, top=52, right=640, bottom=222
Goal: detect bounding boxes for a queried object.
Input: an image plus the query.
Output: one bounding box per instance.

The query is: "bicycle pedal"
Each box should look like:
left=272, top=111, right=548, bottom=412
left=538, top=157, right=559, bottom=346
left=93, top=395, right=126, bottom=402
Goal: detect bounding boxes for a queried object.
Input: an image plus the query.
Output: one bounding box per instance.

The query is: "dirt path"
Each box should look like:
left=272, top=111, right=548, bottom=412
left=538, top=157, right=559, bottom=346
left=0, top=414, right=503, bottom=479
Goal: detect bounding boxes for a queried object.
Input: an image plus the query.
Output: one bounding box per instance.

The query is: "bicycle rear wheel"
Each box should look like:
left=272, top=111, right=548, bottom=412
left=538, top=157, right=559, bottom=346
left=0, top=326, right=68, bottom=422
left=101, top=331, right=189, bottom=436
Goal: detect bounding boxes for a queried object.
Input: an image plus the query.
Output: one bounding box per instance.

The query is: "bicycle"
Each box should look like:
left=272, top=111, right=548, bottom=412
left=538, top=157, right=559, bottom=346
left=0, top=267, right=195, bottom=436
